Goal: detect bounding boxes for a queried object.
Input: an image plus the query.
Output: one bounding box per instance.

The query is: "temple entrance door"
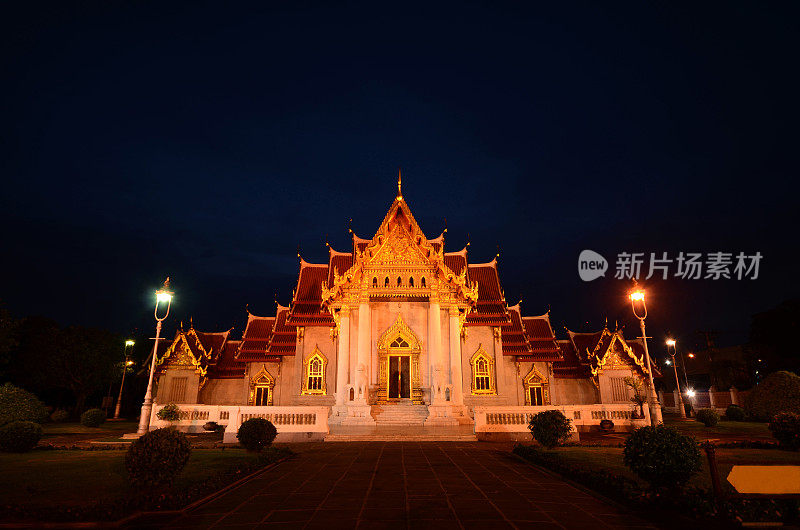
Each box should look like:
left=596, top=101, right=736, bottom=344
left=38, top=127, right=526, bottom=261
left=388, top=355, right=411, bottom=399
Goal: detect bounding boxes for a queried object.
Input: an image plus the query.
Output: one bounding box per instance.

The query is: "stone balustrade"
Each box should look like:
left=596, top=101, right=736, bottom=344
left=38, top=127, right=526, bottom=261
left=474, top=404, right=651, bottom=440
left=149, top=404, right=329, bottom=442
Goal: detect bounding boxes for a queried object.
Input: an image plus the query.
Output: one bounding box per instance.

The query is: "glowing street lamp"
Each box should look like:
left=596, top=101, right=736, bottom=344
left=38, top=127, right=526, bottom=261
left=629, top=285, right=663, bottom=425
left=136, top=278, right=173, bottom=435
left=666, top=339, right=686, bottom=418
left=686, top=389, right=696, bottom=398
left=113, top=339, right=136, bottom=419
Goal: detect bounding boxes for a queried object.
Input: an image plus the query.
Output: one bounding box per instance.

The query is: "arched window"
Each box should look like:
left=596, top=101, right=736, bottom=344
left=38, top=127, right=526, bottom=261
left=372, top=277, right=378, bottom=288
left=249, top=366, right=275, bottom=406
left=421, top=277, right=426, bottom=288
left=523, top=366, right=549, bottom=406
left=397, top=276, right=402, bottom=287
left=301, top=348, right=327, bottom=395
left=409, top=277, right=414, bottom=287
left=470, top=345, right=496, bottom=395
left=384, top=277, right=390, bottom=288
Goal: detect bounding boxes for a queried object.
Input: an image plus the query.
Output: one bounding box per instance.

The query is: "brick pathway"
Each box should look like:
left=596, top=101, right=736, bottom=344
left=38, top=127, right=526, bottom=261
left=164, top=443, right=656, bottom=529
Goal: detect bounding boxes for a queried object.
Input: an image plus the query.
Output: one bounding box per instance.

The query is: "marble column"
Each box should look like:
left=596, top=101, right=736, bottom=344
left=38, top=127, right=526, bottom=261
left=429, top=297, right=443, bottom=403
left=356, top=298, right=370, bottom=402
left=448, top=306, right=464, bottom=405
left=335, top=306, right=350, bottom=405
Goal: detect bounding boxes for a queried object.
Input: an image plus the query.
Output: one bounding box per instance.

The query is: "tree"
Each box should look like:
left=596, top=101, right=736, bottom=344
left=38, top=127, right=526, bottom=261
left=0, top=303, right=18, bottom=381
left=750, top=299, right=800, bottom=375
left=43, top=326, right=120, bottom=413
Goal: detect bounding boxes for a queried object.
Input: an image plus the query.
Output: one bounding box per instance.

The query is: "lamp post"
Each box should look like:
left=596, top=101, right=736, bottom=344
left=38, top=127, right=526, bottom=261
left=629, top=287, right=663, bottom=425
left=666, top=339, right=686, bottom=418
left=113, top=340, right=135, bottom=420
left=136, top=278, right=173, bottom=435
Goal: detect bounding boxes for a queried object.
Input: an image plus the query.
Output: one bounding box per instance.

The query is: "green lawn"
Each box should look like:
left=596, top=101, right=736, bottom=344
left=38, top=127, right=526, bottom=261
left=0, top=447, right=289, bottom=520
left=534, top=445, right=800, bottom=492
left=663, top=416, right=772, bottom=439
left=41, top=421, right=138, bottom=436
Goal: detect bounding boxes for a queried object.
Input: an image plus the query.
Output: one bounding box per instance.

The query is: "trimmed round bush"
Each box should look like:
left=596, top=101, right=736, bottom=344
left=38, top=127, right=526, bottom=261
left=725, top=404, right=746, bottom=422
left=237, top=418, right=277, bottom=452
left=623, top=425, right=702, bottom=491
left=156, top=403, right=181, bottom=422
left=0, top=383, right=48, bottom=426
left=125, top=427, right=191, bottom=486
left=80, top=408, right=106, bottom=427
left=202, top=421, right=219, bottom=431
left=769, top=412, right=800, bottom=451
left=527, top=410, right=573, bottom=449
left=599, top=419, right=615, bottom=431
left=745, top=371, right=800, bottom=422
left=0, top=421, right=43, bottom=452
left=696, top=408, right=720, bottom=427
left=50, top=409, right=70, bottom=423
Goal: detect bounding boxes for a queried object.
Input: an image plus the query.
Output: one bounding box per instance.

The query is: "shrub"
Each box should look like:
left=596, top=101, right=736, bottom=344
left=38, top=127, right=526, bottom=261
left=527, top=410, right=573, bottom=449
left=726, top=404, right=746, bottom=422
left=0, top=383, right=48, bottom=426
left=237, top=418, right=277, bottom=452
left=696, top=408, right=720, bottom=427
left=745, top=371, right=800, bottom=422
left=0, top=421, right=43, bottom=452
left=600, top=419, right=615, bottom=431
left=769, top=412, right=800, bottom=451
left=202, top=421, right=218, bottom=431
left=156, top=403, right=181, bottom=422
left=80, top=408, right=106, bottom=427
left=125, top=427, right=191, bottom=486
left=50, top=409, right=70, bottom=423
left=623, top=425, right=702, bottom=491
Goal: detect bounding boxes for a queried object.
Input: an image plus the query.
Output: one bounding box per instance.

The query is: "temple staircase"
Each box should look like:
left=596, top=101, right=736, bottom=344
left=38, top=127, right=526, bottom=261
left=370, top=402, right=429, bottom=425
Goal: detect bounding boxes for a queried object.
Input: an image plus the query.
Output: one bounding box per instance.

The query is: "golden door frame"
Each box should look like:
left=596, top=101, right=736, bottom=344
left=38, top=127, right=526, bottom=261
left=377, top=314, right=423, bottom=404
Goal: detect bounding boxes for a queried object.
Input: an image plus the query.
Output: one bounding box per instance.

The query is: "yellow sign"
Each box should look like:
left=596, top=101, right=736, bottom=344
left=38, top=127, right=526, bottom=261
left=727, top=466, right=800, bottom=495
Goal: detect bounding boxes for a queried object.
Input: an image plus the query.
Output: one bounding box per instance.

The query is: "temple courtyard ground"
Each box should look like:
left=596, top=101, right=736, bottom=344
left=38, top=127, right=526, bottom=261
left=154, top=442, right=657, bottom=529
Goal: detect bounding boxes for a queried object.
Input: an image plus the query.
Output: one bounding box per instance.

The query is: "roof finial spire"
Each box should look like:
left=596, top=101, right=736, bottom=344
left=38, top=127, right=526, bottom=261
left=397, top=167, right=402, bottom=199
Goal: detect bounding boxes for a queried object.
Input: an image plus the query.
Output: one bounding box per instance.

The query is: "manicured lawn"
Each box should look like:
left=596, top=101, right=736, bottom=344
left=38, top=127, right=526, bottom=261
left=0, top=447, right=291, bottom=521
left=532, top=445, right=800, bottom=492
left=41, top=421, right=138, bottom=436
left=663, top=416, right=772, bottom=439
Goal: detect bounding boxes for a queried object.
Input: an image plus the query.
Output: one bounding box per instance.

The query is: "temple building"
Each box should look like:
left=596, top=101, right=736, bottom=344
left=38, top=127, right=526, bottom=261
left=154, top=178, right=658, bottom=429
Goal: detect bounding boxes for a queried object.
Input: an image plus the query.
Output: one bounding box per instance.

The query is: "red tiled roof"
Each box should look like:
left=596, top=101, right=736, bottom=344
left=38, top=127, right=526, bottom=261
left=501, top=307, right=530, bottom=354
left=553, top=340, right=591, bottom=378
left=444, top=249, right=467, bottom=276
left=465, top=261, right=509, bottom=326
left=288, top=260, right=333, bottom=326
left=209, top=340, right=245, bottom=378
left=352, top=234, right=370, bottom=256
left=327, top=251, right=353, bottom=287
left=267, top=307, right=296, bottom=355
left=236, top=314, right=275, bottom=361
left=521, top=315, right=563, bottom=361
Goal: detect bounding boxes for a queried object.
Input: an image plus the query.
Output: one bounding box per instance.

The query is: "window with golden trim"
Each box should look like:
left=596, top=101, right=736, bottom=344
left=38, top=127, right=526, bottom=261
left=301, top=347, right=327, bottom=395
left=249, top=365, right=275, bottom=406
left=470, top=345, right=496, bottom=395
left=523, top=365, right=550, bottom=406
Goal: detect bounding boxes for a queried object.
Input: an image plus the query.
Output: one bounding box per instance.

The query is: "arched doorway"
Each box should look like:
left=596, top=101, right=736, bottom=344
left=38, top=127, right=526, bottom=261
left=377, top=314, right=422, bottom=404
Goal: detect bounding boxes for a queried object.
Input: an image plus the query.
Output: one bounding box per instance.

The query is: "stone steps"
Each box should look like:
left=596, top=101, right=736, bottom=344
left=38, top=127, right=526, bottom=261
left=324, top=433, right=477, bottom=442
left=371, top=403, right=429, bottom=425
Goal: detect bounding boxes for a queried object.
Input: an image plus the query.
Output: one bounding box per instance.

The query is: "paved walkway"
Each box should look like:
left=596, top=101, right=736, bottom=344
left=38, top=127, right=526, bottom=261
left=164, top=443, right=656, bottom=529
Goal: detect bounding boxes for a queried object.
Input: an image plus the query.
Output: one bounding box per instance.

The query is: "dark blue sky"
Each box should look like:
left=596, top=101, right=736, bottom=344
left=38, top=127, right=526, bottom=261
left=2, top=2, right=797, bottom=353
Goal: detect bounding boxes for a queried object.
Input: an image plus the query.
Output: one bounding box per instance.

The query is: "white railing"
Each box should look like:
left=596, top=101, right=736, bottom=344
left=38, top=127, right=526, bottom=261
left=149, top=404, right=329, bottom=442
left=474, top=404, right=651, bottom=434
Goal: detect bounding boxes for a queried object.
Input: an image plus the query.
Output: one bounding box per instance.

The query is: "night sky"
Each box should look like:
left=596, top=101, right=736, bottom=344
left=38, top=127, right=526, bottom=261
left=2, top=2, right=798, bottom=355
